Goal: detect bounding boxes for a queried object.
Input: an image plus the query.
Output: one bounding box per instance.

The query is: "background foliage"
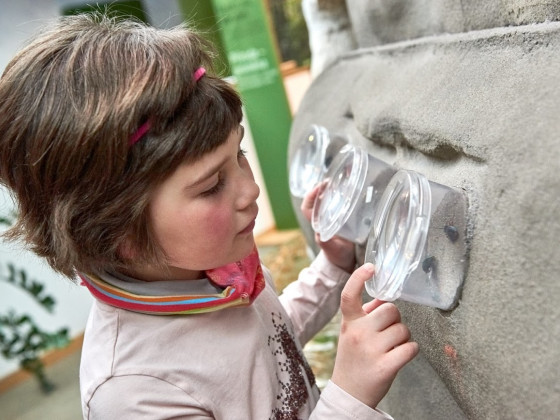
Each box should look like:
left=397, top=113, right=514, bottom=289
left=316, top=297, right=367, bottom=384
left=268, top=0, right=311, bottom=67
left=0, top=212, right=70, bottom=393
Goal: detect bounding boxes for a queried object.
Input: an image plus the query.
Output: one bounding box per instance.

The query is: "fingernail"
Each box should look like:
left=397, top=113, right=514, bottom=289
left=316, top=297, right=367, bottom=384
left=362, top=262, right=374, bottom=273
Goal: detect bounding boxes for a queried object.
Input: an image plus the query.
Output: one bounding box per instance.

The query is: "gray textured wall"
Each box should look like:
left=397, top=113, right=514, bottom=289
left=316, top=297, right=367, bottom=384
left=294, top=1, right=560, bottom=418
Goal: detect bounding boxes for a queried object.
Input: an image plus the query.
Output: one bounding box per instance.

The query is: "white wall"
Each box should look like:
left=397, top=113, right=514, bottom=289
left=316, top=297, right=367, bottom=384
left=0, top=0, right=275, bottom=380
left=0, top=0, right=85, bottom=381
left=0, top=191, right=94, bottom=379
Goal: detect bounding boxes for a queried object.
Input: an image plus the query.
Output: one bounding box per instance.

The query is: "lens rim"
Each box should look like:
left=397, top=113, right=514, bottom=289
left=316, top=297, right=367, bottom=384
left=289, top=124, right=330, bottom=198
left=365, top=169, right=432, bottom=301
left=311, top=144, right=368, bottom=241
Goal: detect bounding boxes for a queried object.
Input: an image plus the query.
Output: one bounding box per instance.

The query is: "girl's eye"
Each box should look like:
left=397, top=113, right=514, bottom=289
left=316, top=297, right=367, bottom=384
left=237, top=148, right=247, bottom=160
left=201, top=176, right=225, bottom=197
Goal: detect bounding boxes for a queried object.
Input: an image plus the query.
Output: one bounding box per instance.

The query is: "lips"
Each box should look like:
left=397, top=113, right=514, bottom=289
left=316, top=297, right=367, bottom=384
left=239, top=207, right=259, bottom=235
left=239, top=218, right=256, bottom=235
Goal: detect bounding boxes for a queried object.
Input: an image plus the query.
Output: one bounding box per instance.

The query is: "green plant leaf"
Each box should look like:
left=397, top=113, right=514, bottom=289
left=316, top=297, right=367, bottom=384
left=40, top=296, right=56, bottom=311
left=0, top=215, right=14, bottom=227
left=2, top=264, right=57, bottom=312
left=29, top=281, right=44, bottom=296
left=1, top=208, right=71, bottom=392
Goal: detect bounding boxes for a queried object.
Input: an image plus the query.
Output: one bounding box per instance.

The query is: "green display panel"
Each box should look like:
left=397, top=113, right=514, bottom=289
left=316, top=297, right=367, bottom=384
left=212, top=0, right=298, bottom=229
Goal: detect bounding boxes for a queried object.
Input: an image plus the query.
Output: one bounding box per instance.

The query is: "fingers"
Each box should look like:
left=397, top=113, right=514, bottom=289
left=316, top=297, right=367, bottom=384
left=383, top=341, right=419, bottom=373
left=314, top=231, right=321, bottom=245
left=300, top=183, right=322, bottom=220
left=340, top=263, right=375, bottom=320
left=377, top=321, right=411, bottom=352
left=362, top=298, right=385, bottom=314
left=334, top=270, right=419, bottom=409
left=369, top=302, right=401, bottom=332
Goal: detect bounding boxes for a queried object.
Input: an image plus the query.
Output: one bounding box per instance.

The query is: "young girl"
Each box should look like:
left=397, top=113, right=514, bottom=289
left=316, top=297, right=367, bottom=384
left=0, top=13, right=418, bottom=419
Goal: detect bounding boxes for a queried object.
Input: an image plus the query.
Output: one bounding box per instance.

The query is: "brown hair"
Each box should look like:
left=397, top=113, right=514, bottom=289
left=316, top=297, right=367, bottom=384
left=0, top=13, right=243, bottom=278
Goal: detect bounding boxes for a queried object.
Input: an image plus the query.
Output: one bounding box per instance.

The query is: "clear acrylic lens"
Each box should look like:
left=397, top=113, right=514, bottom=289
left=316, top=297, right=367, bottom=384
left=311, top=144, right=367, bottom=241
left=289, top=125, right=330, bottom=198
left=365, top=170, right=431, bottom=301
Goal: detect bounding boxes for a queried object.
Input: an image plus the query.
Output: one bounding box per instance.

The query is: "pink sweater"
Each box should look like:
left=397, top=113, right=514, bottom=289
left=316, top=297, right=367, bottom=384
left=80, top=252, right=393, bottom=419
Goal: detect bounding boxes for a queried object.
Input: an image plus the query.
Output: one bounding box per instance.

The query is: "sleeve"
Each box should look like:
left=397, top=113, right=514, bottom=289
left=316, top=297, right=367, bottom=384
left=83, top=375, right=212, bottom=420
left=310, top=381, right=395, bottom=420
left=278, top=251, right=351, bottom=345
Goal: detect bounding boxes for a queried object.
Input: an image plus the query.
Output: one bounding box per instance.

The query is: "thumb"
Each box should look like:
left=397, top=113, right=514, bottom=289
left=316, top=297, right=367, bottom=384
left=300, top=182, right=327, bottom=221
left=300, top=183, right=321, bottom=213
left=340, top=263, right=375, bottom=321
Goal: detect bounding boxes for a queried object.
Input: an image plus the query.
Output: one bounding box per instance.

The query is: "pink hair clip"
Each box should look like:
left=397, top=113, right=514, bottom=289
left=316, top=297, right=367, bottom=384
left=129, top=120, right=151, bottom=146
left=193, top=66, right=206, bottom=82
left=129, top=67, right=206, bottom=146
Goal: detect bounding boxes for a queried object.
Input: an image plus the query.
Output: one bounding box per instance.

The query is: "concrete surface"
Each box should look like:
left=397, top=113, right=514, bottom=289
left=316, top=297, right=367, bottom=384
left=293, top=1, right=560, bottom=418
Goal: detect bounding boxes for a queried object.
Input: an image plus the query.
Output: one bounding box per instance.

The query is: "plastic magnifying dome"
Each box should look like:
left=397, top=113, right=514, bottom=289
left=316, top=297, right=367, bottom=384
left=365, top=169, right=431, bottom=301
left=289, top=124, right=330, bottom=198
left=311, top=144, right=369, bottom=243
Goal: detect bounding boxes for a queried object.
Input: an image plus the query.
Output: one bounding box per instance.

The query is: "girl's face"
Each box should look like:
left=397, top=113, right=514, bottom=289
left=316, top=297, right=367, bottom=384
left=133, top=125, right=260, bottom=281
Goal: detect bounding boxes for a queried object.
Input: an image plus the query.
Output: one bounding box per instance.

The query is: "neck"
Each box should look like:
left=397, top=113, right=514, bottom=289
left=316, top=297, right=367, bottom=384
left=118, top=264, right=204, bottom=282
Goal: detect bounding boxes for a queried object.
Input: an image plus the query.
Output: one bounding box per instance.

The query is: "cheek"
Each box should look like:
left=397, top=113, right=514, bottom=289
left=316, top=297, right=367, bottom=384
left=154, top=203, right=230, bottom=251
left=193, top=205, right=234, bottom=244
left=204, top=210, right=230, bottom=235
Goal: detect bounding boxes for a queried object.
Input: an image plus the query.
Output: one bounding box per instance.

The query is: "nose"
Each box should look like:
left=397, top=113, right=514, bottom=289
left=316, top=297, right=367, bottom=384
left=236, top=166, right=260, bottom=210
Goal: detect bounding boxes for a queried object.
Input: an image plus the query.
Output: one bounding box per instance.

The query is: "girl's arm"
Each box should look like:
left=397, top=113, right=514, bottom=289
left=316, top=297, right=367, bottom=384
left=279, top=185, right=356, bottom=344
left=285, top=186, right=419, bottom=415
left=278, top=249, right=350, bottom=344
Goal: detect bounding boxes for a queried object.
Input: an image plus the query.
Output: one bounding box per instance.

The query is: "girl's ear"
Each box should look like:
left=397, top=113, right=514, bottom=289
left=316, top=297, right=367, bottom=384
left=118, top=237, right=138, bottom=260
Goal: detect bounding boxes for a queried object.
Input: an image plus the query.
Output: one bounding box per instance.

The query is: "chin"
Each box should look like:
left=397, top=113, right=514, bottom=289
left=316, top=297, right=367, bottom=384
left=236, top=237, right=257, bottom=260
left=207, top=237, right=256, bottom=268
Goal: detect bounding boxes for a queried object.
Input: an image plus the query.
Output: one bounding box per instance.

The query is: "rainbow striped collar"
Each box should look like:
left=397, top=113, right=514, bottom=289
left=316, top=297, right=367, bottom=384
left=80, top=247, right=265, bottom=315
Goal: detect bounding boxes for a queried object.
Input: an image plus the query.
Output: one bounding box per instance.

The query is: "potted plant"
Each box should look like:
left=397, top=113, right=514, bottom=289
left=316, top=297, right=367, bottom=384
left=0, top=212, right=70, bottom=393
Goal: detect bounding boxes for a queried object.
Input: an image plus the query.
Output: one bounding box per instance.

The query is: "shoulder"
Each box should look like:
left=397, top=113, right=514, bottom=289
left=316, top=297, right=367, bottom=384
left=261, top=264, right=276, bottom=290
left=84, top=375, right=210, bottom=419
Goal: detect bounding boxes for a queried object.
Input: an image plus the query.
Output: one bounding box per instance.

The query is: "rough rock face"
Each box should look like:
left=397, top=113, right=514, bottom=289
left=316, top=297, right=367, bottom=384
left=294, top=1, right=560, bottom=418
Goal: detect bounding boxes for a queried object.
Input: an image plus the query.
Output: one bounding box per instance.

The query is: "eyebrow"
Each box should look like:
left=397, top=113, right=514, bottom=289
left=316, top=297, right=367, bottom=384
left=186, top=126, right=244, bottom=189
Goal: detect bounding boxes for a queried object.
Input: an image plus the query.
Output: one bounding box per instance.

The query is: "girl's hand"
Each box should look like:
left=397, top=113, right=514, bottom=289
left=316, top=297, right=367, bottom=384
left=301, top=184, right=356, bottom=272
left=331, top=263, right=419, bottom=408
